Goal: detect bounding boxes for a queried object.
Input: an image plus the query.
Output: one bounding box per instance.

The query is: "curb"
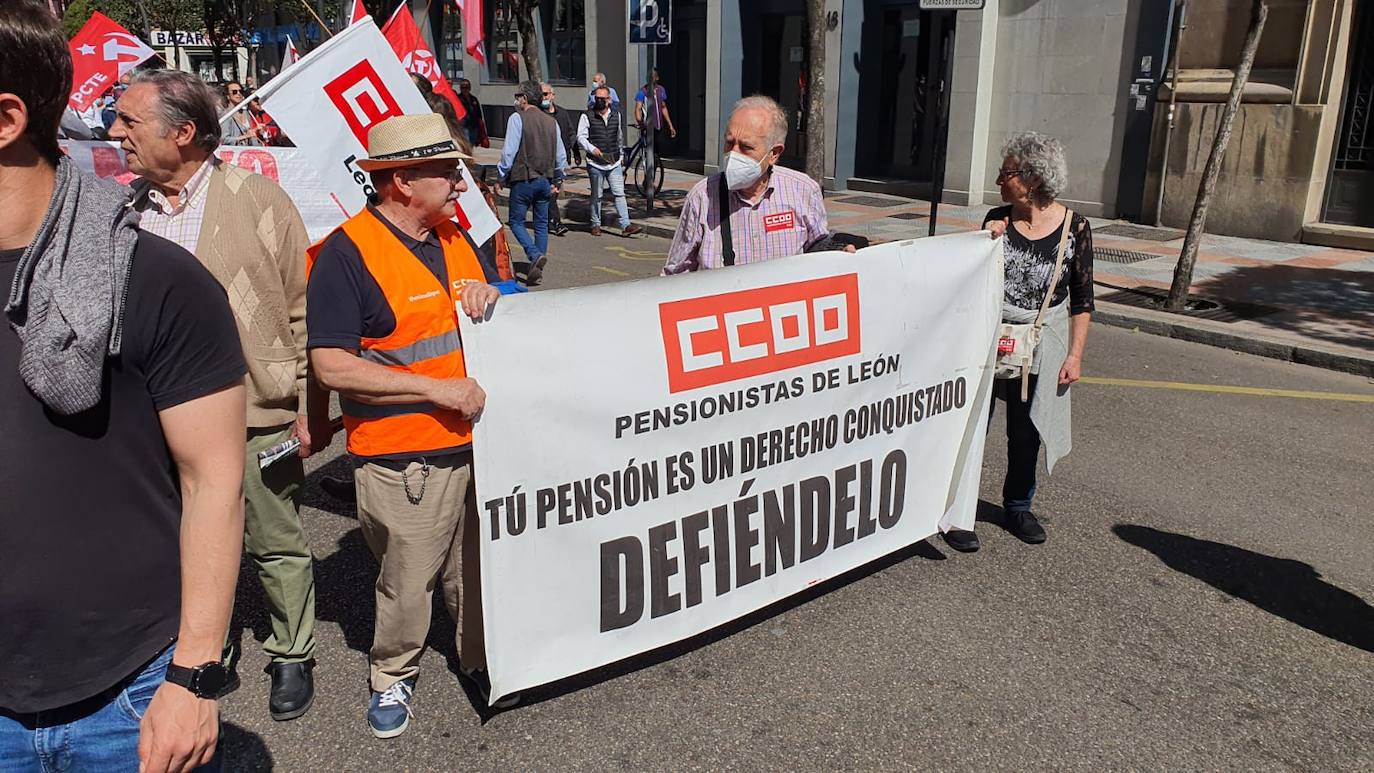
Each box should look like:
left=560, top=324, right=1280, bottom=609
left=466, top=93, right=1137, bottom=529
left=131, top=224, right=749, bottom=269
left=492, top=193, right=680, bottom=241
left=1093, top=301, right=1374, bottom=378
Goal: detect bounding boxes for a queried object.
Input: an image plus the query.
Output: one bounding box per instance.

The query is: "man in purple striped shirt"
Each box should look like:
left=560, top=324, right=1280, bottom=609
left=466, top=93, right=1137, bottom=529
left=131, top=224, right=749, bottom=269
left=663, top=96, right=851, bottom=275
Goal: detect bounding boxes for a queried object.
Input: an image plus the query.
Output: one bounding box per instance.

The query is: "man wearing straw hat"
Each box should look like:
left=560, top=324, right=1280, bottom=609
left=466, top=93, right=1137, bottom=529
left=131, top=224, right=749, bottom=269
left=307, top=113, right=511, bottom=738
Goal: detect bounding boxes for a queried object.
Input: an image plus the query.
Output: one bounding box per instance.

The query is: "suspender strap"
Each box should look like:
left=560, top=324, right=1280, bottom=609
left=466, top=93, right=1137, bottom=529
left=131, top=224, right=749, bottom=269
left=718, top=173, right=735, bottom=267
left=1034, top=208, right=1074, bottom=328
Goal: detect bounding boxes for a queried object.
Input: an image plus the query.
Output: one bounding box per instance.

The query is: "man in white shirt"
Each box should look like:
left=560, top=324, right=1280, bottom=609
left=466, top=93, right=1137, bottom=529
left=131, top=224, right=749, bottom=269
left=576, top=85, right=640, bottom=237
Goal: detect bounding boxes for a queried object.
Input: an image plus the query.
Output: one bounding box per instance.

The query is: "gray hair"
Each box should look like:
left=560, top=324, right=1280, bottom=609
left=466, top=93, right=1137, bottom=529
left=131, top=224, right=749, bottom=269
left=730, top=95, right=788, bottom=149
left=1001, top=131, right=1068, bottom=205
left=128, top=69, right=221, bottom=152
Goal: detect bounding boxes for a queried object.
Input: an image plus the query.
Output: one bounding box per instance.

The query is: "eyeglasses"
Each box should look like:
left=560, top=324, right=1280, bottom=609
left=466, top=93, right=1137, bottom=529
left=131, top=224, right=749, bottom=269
left=995, top=169, right=1023, bottom=183
left=228, top=88, right=243, bottom=95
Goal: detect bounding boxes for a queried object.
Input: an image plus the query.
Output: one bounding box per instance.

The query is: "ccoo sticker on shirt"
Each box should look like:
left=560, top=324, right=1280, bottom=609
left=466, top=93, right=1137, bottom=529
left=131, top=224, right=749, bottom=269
left=763, top=210, right=796, bottom=233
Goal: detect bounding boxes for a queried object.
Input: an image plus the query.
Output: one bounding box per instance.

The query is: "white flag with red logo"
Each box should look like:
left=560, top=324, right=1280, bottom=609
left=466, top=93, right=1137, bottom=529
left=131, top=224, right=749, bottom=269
left=383, top=1, right=466, bottom=120
left=454, top=0, right=485, bottom=65
left=67, top=12, right=156, bottom=111
left=284, top=36, right=300, bottom=67
left=251, top=17, right=499, bottom=245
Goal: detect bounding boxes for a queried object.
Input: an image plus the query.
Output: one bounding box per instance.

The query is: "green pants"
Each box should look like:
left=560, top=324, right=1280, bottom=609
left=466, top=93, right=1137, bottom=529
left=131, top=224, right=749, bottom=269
left=236, top=424, right=317, bottom=664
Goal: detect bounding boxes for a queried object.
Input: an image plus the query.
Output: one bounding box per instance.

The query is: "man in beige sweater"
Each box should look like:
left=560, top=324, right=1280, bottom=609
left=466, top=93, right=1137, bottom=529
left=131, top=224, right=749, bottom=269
left=111, top=69, right=333, bottom=721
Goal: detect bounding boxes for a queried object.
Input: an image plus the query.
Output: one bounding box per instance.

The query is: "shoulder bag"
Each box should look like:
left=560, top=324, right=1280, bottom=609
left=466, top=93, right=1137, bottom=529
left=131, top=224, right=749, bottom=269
left=994, top=209, right=1073, bottom=401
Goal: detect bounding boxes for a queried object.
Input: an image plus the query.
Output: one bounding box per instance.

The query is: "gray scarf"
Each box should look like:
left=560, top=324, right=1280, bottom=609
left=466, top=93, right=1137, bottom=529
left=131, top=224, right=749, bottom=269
left=4, top=157, right=139, bottom=415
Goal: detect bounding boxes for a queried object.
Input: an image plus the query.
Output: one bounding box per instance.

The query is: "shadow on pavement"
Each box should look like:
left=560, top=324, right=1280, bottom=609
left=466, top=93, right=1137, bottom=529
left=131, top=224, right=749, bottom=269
left=312, top=528, right=379, bottom=655
left=302, top=455, right=358, bottom=520
left=1192, top=265, right=1374, bottom=350
left=221, top=720, right=273, bottom=772
left=1114, top=524, right=1374, bottom=653
left=482, top=535, right=948, bottom=719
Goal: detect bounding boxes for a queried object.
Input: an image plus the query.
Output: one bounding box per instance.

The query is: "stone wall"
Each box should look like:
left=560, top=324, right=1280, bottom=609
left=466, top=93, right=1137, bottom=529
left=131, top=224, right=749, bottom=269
left=1147, top=102, right=1324, bottom=241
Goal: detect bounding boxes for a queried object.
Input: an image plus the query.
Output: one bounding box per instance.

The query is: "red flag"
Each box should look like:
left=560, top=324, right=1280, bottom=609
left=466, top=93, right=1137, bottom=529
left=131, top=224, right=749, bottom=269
left=382, top=2, right=467, bottom=122
left=454, top=0, right=485, bottom=65
left=347, top=0, right=368, bottom=26
left=67, top=12, right=156, bottom=111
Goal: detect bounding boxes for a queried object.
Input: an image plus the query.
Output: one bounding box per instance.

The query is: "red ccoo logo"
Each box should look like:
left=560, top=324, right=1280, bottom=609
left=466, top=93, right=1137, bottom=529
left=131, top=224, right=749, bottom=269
left=658, top=274, right=861, bottom=393
left=324, top=60, right=404, bottom=147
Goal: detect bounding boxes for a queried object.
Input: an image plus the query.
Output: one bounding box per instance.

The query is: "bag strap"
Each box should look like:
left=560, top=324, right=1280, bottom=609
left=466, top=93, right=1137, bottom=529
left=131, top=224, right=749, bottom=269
left=1034, top=208, right=1074, bottom=327
left=718, top=173, right=736, bottom=267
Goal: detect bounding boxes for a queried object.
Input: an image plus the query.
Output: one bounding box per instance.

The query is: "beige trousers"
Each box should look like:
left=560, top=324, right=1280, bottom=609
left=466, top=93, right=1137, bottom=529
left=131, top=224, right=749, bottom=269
left=354, top=455, right=486, bottom=692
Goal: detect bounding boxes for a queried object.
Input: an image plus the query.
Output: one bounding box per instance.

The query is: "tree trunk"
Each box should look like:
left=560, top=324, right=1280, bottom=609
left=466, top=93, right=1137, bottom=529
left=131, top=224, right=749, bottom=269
left=1167, top=0, right=1268, bottom=310
left=804, top=0, right=827, bottom=183
left=802, top=0, right=824, bottom=183
left=513, top=0, right=543, bottom=83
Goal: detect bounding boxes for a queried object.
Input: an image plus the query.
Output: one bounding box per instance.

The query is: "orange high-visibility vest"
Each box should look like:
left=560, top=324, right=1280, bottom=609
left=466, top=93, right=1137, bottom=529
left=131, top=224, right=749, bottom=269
left=308, top=208, right=486, bottom=458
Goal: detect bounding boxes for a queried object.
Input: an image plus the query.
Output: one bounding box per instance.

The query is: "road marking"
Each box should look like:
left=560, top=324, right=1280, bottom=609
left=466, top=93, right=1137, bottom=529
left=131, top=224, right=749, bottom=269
left=592, top=265, right=632, bottom=277
left=604, top=245, right=667, bottom=262
left=1079, top=376, right=1374, bottom=403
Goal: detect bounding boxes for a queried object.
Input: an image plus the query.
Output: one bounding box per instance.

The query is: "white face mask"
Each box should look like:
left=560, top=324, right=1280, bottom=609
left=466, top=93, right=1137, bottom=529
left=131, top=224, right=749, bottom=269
left=723, top=151, right=766, bottom=191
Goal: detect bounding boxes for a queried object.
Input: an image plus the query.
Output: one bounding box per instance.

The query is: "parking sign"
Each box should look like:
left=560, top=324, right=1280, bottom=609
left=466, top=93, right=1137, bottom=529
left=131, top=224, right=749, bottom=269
left=628, top=0, right=671, bottom=44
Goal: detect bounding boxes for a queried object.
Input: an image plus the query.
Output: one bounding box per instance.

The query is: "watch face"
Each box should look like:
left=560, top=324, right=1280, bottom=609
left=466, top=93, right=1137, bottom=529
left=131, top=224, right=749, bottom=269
left=193, top=663, right=230, bottom=696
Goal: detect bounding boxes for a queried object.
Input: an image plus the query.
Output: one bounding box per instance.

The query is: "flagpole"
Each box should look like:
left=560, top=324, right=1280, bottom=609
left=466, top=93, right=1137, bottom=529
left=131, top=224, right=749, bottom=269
left=298, top=0, right=335, bottom=38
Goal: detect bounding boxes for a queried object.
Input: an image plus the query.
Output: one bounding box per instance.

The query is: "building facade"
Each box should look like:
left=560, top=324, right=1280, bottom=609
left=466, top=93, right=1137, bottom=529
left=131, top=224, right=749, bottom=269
left=429, top=0, right=1370, bottom=244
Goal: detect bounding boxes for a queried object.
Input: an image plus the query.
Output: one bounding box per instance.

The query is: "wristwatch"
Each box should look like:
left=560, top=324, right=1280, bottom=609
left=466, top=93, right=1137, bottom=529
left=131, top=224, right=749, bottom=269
left=164, top=661, right=232, bottom=699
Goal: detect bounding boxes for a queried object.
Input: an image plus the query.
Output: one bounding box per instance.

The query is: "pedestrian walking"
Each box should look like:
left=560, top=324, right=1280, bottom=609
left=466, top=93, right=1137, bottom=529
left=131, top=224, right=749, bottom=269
left=0, top=5, right=248, bottom=769
left=943, top=131, right=1095, bottom=553
left=663, top=95, right=849, bottom=274
left=586, top=71, right=621, bottom=113
left=541, top=82, right=578, bottom=237
left=577, top=84, right=641, bottom=237
left=306, top=114, right=517, bottom=738
left=111, top=68, right=333, bottom=721
left=495, top=79, right=565, bottom=286
left=456, top=78, right=489, bottom=148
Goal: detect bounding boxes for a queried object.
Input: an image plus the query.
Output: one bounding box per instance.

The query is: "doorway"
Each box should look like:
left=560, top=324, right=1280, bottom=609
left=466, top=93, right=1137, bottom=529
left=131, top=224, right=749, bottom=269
left=854, top=1, right=952, bottom=185
left=740, top=1, right=809, bottom=170
left=1322, top=0, right=1374, bottom=227
left=656, top=0, right=707, bottom=163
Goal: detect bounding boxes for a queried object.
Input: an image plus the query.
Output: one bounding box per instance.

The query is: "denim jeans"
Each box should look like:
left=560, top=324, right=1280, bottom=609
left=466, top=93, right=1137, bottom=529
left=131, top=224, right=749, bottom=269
left=588, top=165, right=631, bottom=229
left=507, top=176, right=551, bottom=262
left=0, top=644, right=221, bottom=772
left=989, top=375, right=1041, bottom=513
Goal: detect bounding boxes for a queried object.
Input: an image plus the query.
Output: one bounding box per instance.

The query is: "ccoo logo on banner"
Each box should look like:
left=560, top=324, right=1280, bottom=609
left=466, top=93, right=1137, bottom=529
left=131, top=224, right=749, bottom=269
left=248, top=18, right=499, bottom=245
left=459, top=235, right=1005, bottom=703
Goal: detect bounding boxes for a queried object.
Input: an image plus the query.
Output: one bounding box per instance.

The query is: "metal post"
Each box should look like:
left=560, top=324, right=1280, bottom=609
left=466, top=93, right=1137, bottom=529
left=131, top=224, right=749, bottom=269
left=927, top=16, right=954, bottom=237
left=1155, top=1, right=1186, bottom=227
left=646, top=44, right=658, bottom=214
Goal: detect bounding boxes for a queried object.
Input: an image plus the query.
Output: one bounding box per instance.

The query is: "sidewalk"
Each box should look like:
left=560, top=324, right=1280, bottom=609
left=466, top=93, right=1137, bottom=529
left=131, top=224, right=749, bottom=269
left=473, top=143, right=1374, bottom=376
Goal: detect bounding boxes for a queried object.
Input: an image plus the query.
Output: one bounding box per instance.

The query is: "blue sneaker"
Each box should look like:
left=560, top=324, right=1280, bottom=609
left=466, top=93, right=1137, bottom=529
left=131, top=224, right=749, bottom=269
left=368, top=679, right=415, bottom=739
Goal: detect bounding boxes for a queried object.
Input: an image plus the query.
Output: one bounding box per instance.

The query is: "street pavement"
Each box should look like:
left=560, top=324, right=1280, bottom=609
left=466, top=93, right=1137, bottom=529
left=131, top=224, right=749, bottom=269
left=220, top=226, right=1374, bottom=771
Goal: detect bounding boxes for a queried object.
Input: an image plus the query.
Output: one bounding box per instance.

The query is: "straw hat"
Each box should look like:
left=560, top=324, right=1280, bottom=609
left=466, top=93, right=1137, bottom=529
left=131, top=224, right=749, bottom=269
left=356, top=113, right=472, bottom=171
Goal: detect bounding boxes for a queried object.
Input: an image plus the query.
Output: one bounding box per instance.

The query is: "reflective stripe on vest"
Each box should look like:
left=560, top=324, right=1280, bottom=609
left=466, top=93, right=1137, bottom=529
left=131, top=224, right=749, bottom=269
left=314, top=209, right=486, bottom=458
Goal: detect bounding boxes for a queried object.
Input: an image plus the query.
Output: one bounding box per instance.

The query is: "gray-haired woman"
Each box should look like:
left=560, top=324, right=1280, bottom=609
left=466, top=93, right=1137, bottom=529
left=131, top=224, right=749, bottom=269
left=944, top=131, right=1094, bottom=553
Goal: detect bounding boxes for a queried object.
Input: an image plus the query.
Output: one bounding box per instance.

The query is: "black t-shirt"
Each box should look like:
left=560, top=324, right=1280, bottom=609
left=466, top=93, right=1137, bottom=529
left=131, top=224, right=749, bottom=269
left=307, top=207, right=489, bottom=462
left=0, top=233, right=246, bottom=713
left=984, top=205, right=1095, bottom=315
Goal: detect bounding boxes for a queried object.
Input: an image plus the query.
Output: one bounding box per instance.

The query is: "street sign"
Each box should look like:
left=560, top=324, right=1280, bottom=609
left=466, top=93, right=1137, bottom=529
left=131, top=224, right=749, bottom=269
left=918, top=0, right=985, bottom=9
left=628, top=0, right=672, bottom=45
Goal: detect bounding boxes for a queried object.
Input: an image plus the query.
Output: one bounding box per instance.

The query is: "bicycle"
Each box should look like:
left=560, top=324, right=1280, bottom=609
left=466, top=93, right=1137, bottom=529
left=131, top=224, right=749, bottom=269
left=622, top=123, right=665, bottom=198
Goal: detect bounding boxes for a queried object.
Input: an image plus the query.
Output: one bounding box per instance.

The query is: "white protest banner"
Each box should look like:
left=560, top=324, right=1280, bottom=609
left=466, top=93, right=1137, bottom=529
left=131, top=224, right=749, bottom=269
left=63, top=141, right=348, bottom=242
left=248, top=18, right=500, bottom=244
left=460, top=235, right=1003, bottom=702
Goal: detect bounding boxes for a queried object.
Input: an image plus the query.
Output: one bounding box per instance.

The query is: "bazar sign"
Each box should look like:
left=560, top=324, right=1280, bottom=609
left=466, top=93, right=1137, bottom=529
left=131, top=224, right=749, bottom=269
left=151, top=30, right=212, bottom=46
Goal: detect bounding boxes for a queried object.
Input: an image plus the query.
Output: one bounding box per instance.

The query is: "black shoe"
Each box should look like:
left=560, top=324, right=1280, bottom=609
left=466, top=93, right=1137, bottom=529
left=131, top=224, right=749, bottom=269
left=319, top=475, right=355, bottom=503
left=551, top=224, right=569, bottom=236
left=1006, top=510, right=1047, bottom=544
left=941, top=528, right=980, bottom=553
left=462, top=669, right=520, bottom=710
left=267, top=660, right=315, bottom=721
left=526, top=255, right=548, bottom=286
